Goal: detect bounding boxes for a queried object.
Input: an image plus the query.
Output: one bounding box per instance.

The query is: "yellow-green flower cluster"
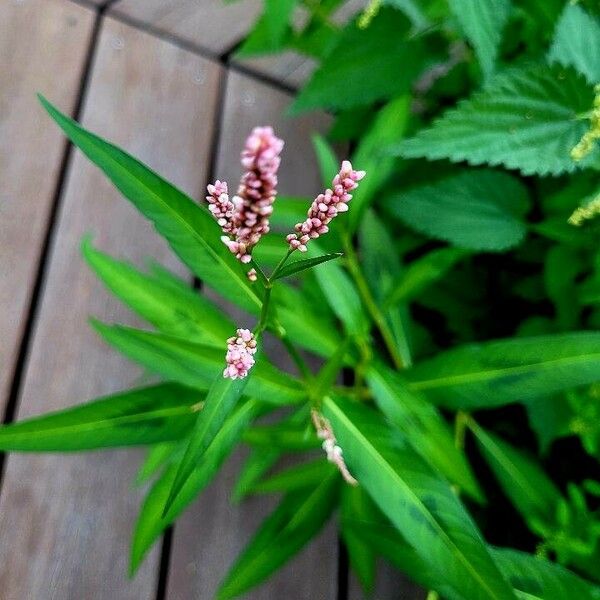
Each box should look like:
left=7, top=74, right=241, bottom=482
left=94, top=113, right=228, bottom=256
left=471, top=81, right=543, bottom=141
left=571, top=84, right=600, bottom=162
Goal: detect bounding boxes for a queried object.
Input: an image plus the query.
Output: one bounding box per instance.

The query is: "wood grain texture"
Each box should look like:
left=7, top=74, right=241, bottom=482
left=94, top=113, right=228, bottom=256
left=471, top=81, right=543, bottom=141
left=0, top=0, right=94, bottom=420
left=165, top=70, right=339, bottom=599
left=0, top=17, right=221, bottom=599
left=111, top=0, right=262, bottom=54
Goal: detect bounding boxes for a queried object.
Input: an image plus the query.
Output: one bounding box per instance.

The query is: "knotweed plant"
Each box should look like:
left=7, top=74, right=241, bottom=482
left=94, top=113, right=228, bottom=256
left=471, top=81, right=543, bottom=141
left=5, top=2, right=600, bottom=599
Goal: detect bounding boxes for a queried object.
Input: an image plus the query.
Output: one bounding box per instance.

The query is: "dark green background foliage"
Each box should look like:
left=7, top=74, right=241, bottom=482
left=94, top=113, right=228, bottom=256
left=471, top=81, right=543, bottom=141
left=5, top=0, right=600, bottom=598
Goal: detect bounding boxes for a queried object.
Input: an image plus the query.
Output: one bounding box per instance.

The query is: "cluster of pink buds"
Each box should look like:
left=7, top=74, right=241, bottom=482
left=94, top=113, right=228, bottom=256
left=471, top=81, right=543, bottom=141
left=287, top=160, right=365, bottom=252
left=207, top=126, right=284, bottom=275
left=223, top=328, right=257, bottom=380
left=311, top=409, right=358, bottom=486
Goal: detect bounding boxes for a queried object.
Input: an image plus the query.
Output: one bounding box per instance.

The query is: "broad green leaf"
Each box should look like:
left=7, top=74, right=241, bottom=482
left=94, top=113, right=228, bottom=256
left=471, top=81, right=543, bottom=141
left=323, top=396, right=516, bottom=600
left=164, top=375, right=248, bottom=516
left=251, top=458, right=334, bottom=494
left=396, top=65, right=597, bottom=176
left=0, top=383, right=201, bottom=452
left=131, top=400, right=257, bottom=573
left=217, top=472, right=339, bottom=599
left=40, top=96, right=261, bottom=313
left=448, top=0, right=511, bottom=78
left=236, top=0, right=297, bottom=57
left=83, top=239, right=233, bottom=345
left=92, top=322, right=305, bottom=405
left=406, top=332, right=600, bottom=410
left=470, top=423, right=561, bottom=524
left=311, top=134, right=339, bottom=187
left=290, top=9, right=424, bottom=114
left=367, top=362, right=483, bottom=501
left=348, top=95, right=410, bottom=231
left=271, top=253, right=343, bottom=280
left=385, top=247, right=469, bottom=306
left=387, top=170, right=530, bottom=251
left=548, top=4, right=600, bottom=84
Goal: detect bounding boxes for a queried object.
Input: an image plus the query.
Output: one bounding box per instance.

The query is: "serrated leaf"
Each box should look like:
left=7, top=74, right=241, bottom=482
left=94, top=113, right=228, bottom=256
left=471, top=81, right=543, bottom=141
left=323, top=396, right=515, bottom=600
left=548, top=4, right=600, bottom=84
left=40, top=96, right=261, bottom=314
left=83, top=238, right=234, bottom=345
left=448, top=0, right=511, bottom=78
left=406, top=332, right=600, bottom=410
left=217, top=473, right=339, bottom=599
left=271, top=253, right=343, bottom=280
left=131, top=400, right=257, bottom=573
left=290, top=9, right=424, bottom=114
left=164, top=375, right=248, bottom=517
left=92, top=321, right=305, bottom=405
left=387, top=169, right=530, bottom=251
left=0, top=383, right=200, bottom=451
left=236, top=0, right=297, bottom=57
left=396, top=65, right=597, bottom=176
left=470, top=423, right=561, bottom=524
left=367, top=362, right=483, bottom=502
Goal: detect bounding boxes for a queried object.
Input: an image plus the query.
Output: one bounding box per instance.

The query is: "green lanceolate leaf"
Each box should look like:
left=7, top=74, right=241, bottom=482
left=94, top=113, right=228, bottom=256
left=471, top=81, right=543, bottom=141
left=290, top=9, right=424, bottom=114
left=447, top=0, right=511, bottom=78
left=470, top=423, right=561, bottom=524
left=0, top=383, right=201, bottom=452
left=250, top=458, right=334, bottom=494
left=83, top=239, right=234, bottom=345
left=271, top=253, right=343, bottom=281
left=92, top=321, right=305, bottom=405
left=367, top=363, right=483, bottom=501
left=39, top=96, right=261, bottom=314
left=548, top=4, right=600, bottom=84
left=131, top=400, right=257, bottom=573
left=396, top=64, right=597, bottom=176
left=217, top=472, right=339, bottom=599
left=387, top=169, right=530, bottom=251
left=164, top=375, right=248, bottom=516
left=243, top=423, right=319, bottom=451
left=323, top=396, right=515, bottom=600
left=136, top=442, right=182, bottom=485
left=383, top=0, right=429, bottom=29
left=405, top=332, right=600, bottom=410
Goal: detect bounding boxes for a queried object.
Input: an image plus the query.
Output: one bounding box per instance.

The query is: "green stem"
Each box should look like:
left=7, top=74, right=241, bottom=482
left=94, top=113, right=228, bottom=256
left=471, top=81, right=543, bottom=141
left=342, top=234, right=406, bottom=370
left=255, top=287, right=272, bottom=336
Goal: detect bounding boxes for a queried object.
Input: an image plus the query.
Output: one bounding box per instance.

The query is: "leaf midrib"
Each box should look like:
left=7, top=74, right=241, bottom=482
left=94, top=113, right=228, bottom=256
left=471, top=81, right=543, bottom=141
left=326, top=398, right=510, bottom=600
left=408, top=351, right=600, bottom=392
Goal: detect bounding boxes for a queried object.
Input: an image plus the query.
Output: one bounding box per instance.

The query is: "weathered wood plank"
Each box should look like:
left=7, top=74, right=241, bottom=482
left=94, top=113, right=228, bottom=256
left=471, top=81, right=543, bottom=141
left=111, top=0, right=262, bottom=54
left=0, top=0, right=94, bottom=419
left=0, top=17, right=221, bottom=599
left=165, top=70, right=339, bottom=599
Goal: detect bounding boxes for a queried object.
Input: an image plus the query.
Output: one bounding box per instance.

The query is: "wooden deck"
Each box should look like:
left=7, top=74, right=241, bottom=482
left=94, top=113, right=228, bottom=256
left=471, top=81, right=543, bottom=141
left=0, top=1, right=423, bottom=598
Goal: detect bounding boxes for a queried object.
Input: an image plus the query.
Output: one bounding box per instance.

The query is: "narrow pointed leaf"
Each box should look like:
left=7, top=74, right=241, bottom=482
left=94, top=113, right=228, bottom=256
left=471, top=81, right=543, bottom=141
left=0, top=383, right=201, bottom=451
left=92, top=321, right=305, bottom=405
left=251, top=458, right=333, bottom=494
left=136, top=442, right=181, bottom=485
left=405, top=332, right=600, bottom=409
left=367, top=363, right=484, bottom=502
left=83, top=238, right=234, bottom=345
left=322, top=396, right=515, bottom=600
left=272, top=253, right=343, bottom=281
left=164, top=375, right=248, bottom=515
left=217, top=472, right=339, bottom=599
left=40, top=95, right=261, bottom=313
left=312, top=134, right=339, bottom=187
left=131, top=400, right=257, bottom=573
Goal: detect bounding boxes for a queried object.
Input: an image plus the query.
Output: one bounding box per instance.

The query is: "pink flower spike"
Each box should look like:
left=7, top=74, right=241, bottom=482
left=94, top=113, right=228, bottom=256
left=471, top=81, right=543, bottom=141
left=287, top=161, right=365, bottom=252
left=311, top=409, right=358, bottom=486
left=223, top=328, right=257, bottom=380
left=206, top=180, right=237, bottom=235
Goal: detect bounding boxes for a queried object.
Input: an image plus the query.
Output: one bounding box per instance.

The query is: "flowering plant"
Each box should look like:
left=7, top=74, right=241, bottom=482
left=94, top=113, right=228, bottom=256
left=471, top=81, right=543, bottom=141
left=4, top=1, right=600, bottom=599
